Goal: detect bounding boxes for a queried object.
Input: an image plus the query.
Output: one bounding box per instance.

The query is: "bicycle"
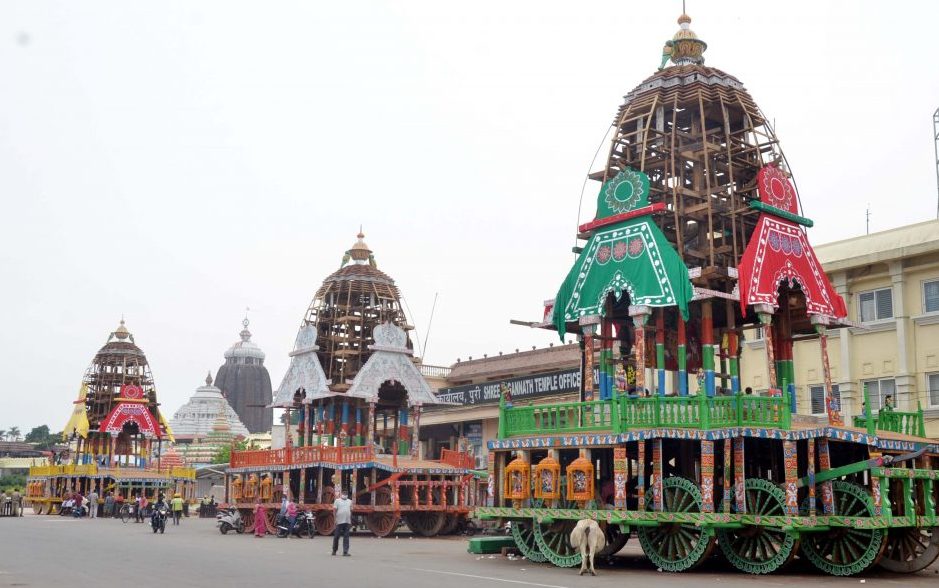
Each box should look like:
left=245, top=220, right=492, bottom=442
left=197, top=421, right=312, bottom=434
left=118, top=504, right=134, bottom=523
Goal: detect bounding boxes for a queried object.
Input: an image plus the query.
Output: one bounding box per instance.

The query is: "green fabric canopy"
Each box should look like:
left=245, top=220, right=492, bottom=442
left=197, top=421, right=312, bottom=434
left=553, top=168, right=693, bottom=338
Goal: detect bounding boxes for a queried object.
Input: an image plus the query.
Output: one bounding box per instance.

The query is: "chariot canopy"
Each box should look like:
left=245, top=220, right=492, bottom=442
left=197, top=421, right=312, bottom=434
left=345, top=322, right=443, bottom=406
left=270, top=324, right=331, bottom=407
left=737, top=166, right=847, bottom=320
left=553, top=168, right=694, bottom=338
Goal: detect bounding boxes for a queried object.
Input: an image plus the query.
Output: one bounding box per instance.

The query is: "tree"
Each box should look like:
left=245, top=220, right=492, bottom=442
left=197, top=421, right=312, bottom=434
left=25, top=425, right=58, bottom=449
left=25, top=425, right=49, bottom=442
left=212, top=440, right=248, bottom=464
left=7, top=427, right=20, bottom=442
left=0, top=430, right=5, bottom=441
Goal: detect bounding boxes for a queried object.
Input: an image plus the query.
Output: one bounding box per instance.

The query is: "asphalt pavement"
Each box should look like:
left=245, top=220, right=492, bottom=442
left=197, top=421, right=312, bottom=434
left=0, top=513, right=936, bottom=587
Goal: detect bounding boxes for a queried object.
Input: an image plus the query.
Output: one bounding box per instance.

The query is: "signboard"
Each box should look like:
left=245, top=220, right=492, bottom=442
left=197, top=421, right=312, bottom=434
left=435, top=368, right=582, bottom=407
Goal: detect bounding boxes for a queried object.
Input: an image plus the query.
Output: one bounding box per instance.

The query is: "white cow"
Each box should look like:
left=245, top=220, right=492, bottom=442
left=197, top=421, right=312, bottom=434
left=569, top=519, right=606, bottom=576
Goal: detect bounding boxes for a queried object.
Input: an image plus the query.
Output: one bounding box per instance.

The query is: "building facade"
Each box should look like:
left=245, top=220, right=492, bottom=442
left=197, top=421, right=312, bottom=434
left=420, top=344, right=581, bottom=467
left=740, top=219, right=939, bottom=435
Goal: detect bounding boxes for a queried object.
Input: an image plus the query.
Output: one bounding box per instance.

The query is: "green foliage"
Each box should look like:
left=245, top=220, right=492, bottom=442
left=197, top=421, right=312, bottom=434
left=212, top=445, right=230, bottom=464
left=24, top=425, right=59, bottom=449
left=0, top=473, right=27, bottom=493
left=212, top=440, right=248, bottom=464
left=24, top=425, right=50, bottom=442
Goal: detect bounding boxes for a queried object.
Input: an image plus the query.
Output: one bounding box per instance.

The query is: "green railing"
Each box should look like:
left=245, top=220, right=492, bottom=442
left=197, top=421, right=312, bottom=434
left=498, top=393, right=791, bottom=438
left=852, top=384, right=927, bottom=437
left=853, top=407, right=925, bottom=438
left=498, top=400, right=617, bottom=437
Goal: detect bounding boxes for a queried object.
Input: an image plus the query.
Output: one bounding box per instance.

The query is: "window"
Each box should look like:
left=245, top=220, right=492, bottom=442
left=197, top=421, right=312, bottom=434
left=809, top=384, right=839, bottom=415
left=861, top=378, right=895, bottom=411
left=929, top=373, right=939, bottom=407
left=925, top=280, right=939, bottom=314
left=858, top=288, right=893, bottom=322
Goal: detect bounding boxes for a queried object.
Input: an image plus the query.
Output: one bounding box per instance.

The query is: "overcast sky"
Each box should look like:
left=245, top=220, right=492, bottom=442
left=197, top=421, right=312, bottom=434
left=2, top=1, right=938, bottom=433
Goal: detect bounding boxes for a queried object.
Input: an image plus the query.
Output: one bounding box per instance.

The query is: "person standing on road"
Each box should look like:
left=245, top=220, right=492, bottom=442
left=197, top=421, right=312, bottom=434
left=171, top=493, right=184, bottom=525
left=331, top=489, right=353, bottom=556
left=136, top=494, right=149, bottom=523
left=86, top=488, right=99, bottom=519
left=285, top=498, right=298, bottom=538
left=253, top=498, right=267, bottom=538
left=12, top=488, right=23, bottom=517
left=103, top=492, right=114, bottom=518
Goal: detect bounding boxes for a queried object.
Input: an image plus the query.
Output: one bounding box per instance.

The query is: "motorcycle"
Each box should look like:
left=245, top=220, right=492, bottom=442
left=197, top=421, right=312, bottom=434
left=151, top=506, right=168, bottom=534
left=216, top=507, right=244, bottom=535
left=276, top=511, right=315, bottom=538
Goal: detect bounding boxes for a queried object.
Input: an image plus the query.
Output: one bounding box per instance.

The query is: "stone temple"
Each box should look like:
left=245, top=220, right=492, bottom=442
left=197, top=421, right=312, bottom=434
left=169, top=372, right=250, bottom=441
left=214, top=318, right=273, bottom=433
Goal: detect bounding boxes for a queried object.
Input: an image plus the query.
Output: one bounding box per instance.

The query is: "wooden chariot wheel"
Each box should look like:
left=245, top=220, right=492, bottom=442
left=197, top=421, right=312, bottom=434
left=598, top=522, right=629, bottom=557
left=31, top=501, right=44, bottom=515
left=321, top=485, right=336, bottom=504
left=800, top=480, right=886, bottom=576
left=365, top=486, right=399, bottom=538
left=716, top=478, right=798, bottom=574
left=312, top=485, right=337, bottom=536
left=405, top=511, right=446, bottom=537
left=878, top=527, right=939, bottom=573
left=265, top=508, right=278, bottom=534
left=510, top=519, right=547, bottom=563
left=438, top=513, right=460, bottom=535
left=637, top=477, right=716, bottom=572
left=241, top=509, right=254, bottom=530
left=530, top=494, right=584, bottom=568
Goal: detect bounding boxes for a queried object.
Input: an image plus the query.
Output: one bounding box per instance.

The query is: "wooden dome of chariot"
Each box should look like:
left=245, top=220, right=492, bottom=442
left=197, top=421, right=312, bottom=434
left=302, top=231, right=414, bottom=392
left=597, top=13, right=787, bottom=293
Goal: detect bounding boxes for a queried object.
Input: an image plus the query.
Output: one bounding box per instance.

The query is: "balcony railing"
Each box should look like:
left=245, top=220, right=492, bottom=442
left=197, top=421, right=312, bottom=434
left=498, top=400, right=616, bottom=437
left=229, top=445, right=377, bottom=469
left=420, top=364, right=452, bottom=378
left=498, top=392, right=792, bottom=438
left=853, top=407, right=925, bottom=438
left=28, top=463, right=196, bottom=479
left=439, top=448, right=475, bottom=469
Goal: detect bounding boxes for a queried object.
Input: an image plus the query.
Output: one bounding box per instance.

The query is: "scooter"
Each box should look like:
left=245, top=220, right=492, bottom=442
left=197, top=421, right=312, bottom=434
left=151, top=506, right=168, bottom=534
left=216, top=507, right=244, bottom=535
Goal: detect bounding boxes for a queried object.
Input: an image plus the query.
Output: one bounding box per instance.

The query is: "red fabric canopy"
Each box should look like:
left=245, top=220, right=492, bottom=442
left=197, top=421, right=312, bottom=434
left=739, top=215, right=846, bottom=318
left=99, top=402, right=162, bottom=438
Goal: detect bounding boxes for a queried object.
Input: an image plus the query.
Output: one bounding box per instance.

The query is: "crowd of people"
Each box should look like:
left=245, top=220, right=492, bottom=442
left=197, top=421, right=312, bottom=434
left=45, top=488, right=201, bottom=524
left=8, top=484, right=359, bottom=557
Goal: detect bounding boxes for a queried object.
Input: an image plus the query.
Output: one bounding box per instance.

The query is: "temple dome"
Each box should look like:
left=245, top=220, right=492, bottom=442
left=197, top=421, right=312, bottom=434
left=169, top=372, right=250, bottom=440
left=215, top=317, right=273, bottom=434
left=223, top=317, right=266, bottom=362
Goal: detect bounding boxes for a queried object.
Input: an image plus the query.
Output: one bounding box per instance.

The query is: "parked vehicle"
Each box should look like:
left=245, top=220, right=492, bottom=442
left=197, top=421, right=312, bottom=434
left=276, top=511, right=315, bottom=538
left=216, top=507, right=244, bottom=535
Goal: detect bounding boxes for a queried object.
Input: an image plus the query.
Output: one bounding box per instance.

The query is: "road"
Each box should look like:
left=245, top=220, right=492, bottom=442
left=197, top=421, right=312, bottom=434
left=0, top=514, right=936, bottom=587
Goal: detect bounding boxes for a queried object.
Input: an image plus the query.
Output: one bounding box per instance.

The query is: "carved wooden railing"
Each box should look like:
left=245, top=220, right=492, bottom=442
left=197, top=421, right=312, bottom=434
left=439, top=448, right=475, bottom=469
left=229, top=445, right=375, bottom=468
left=498, top=392, right=793, bottom=438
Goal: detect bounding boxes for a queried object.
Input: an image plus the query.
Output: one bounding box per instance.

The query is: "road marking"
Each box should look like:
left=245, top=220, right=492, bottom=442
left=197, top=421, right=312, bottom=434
left=399, top=566, right=570, bottom=588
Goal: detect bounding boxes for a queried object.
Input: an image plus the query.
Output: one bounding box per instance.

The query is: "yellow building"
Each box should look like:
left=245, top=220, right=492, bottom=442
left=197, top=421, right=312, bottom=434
left=740, top=219, right=939, bottom=435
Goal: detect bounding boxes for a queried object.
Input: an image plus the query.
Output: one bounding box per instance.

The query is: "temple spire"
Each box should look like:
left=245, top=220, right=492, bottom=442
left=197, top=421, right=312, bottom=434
left=659, top=11, right=707, bottom=69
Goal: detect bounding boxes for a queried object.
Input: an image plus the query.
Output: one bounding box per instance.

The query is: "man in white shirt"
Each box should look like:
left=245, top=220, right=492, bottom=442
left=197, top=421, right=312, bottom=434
left=331, top=490, right=353, bottom=556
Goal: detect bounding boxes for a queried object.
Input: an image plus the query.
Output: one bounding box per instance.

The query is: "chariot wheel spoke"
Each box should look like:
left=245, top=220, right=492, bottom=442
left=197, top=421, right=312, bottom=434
left=717, top=478, right=797, bottom=574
